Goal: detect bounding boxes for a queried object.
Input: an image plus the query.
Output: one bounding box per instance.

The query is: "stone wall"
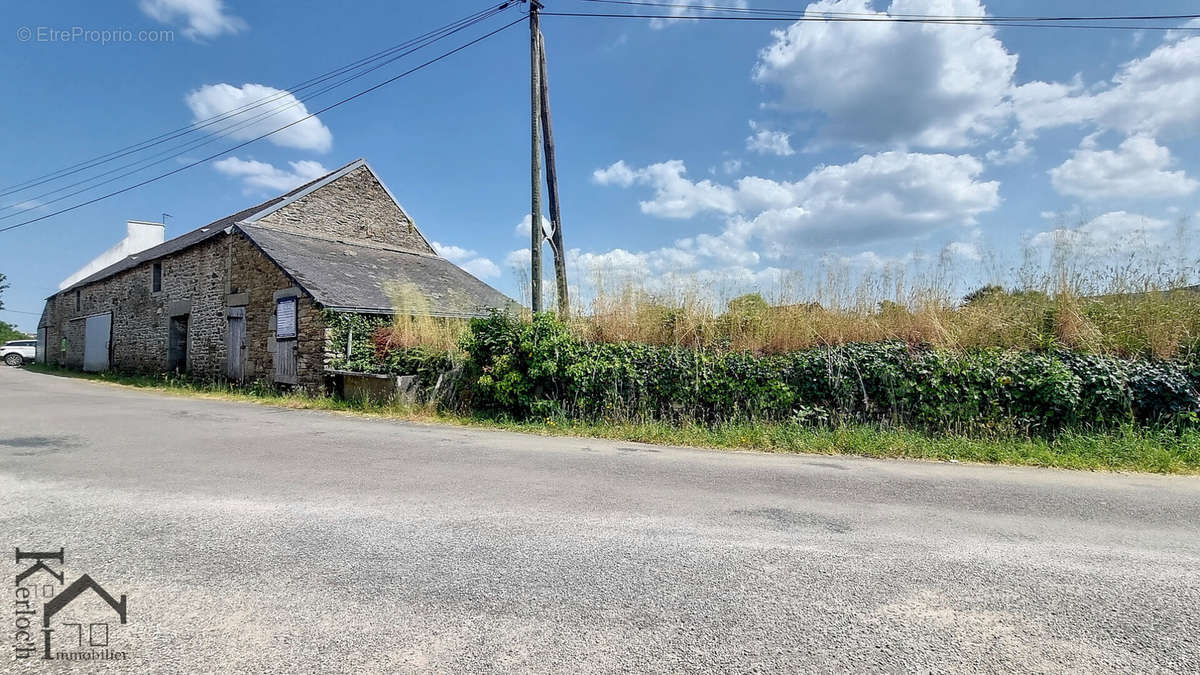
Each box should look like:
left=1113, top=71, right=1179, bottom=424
left=229, top=233, right=326, bottom=391
left=44, top=236, right=229, bottom=376
left=37, top=162, right=426, bottom=391
left=254, top=165, right=435, bottom=254
left=42, top=232, right=328, bottom=392
left=62, top=314, right=85, bottom=370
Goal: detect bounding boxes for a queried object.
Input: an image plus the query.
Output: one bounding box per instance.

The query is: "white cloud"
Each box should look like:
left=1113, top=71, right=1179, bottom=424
left=740, top=153, right=999, bottom=253
left=596, top=161, right=742, bottom=219
left=1013, top=33, right=1200, bottom=138
left=821, top=250, right=916, bottom=271
left=139, top=0, right=246, bottom=41
left=985, top=140, right=1032, bottom=165
left=746, top=121, right=795, bottom=156
left=580, top=152, right=999, bottom=296
left=571, top=248, right=654, bottom=279
left=514, top=214, right=553, bottom=238
left=1165, top=18, right=1200, bottom=43
left=1049, top=135, right=1198, bottom=201
left=943, top=241, right=983, bottom=261
left=595, top=153, right=999, bottom=252
left=635, top=161, right=741, bottom=219
left=504, top=248, right=530, bottom=271
left=213, top=157, right=329, bottom=193
left=648, top=0, right=748, bottom=29
left=753, top=0, right=1017, bottom=149
left=591, top=160, right=637, bottom=188
left=431, top=242, right=473, bottom=262
left=1031, top=211, right=1170, bottom=250
left=460, top=257, right=501, bottom=280
left=185, top=83, right=333, bottom=152
left=431, top=241, right=500, bottom=280
left=562, top=245, right=786, bottom=302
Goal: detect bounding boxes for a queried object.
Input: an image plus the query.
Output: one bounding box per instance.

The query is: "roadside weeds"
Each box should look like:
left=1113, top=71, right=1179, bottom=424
left=20, top=364, right=1200, bottom=476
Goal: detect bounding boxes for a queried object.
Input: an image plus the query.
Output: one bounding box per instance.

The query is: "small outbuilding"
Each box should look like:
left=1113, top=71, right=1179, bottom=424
left=38, top=159, right=514, bottom=390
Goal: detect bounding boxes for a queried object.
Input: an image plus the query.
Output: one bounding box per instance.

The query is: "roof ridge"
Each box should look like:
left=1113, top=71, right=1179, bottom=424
left=238, top=222, right=444, bottom=259
left=52, top=159, right=366, bottom=297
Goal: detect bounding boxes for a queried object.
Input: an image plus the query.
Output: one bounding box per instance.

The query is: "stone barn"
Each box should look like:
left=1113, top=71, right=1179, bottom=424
left=38, top=159, right=514, bottom=390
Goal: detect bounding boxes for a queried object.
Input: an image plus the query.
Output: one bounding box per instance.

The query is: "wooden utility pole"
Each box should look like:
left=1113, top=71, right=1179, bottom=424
left=528, top=0, right=544, bottom=313
left=538, top=30, right=569, bottom=318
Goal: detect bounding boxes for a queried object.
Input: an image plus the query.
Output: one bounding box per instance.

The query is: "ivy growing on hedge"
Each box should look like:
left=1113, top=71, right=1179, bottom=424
left=459, top=312, right=1200, bottom=433
left=326, top=310, right=1200, bottom=433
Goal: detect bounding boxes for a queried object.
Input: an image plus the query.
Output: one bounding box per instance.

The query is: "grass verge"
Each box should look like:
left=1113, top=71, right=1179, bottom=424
left=22, top=364, right=1200, bottom=475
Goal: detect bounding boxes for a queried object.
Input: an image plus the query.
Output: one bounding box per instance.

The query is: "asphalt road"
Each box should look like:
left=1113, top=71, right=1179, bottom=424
left=1, top=366, right=1198, bottom=673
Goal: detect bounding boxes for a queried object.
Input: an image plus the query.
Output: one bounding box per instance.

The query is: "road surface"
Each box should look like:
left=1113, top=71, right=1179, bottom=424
left=1, top=366, right=1197, bottom=672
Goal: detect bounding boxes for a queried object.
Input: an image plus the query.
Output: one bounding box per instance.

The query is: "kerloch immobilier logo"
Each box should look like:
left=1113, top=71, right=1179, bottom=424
left=12, top=547, right=129, bottom=661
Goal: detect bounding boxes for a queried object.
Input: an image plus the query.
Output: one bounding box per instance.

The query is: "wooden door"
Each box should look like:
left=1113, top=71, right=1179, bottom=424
left=274, top=340, right=297, bottom=384
left=273, top=297, right=298, bottom=385
left=226, top=308, right=246, bottom=382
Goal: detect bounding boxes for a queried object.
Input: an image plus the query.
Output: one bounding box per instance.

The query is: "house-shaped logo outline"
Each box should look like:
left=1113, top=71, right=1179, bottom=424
left=40, top=574, right=127, bottom=659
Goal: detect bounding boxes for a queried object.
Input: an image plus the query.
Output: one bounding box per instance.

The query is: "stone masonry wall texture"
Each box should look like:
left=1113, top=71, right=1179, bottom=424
left=254, top=165, right=435, bottom=254
left=229, top=233, right=326, bottom=391
left=39, top=163, right=430, bottom=392
left=43, top=233, right=326, bottom=391
left=47, top=236, right=229, bottom=376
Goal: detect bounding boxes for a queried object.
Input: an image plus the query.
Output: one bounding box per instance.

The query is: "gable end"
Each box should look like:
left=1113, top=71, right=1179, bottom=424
left=247, top=164, right=435, bottom=254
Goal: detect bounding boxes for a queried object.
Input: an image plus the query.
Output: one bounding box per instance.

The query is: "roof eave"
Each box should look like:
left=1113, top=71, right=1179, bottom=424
left=322, top=305, right=503, bottom=320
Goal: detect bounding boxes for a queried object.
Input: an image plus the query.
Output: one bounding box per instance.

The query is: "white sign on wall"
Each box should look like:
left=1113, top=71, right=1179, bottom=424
left=276, top=297, right=297, bottom=339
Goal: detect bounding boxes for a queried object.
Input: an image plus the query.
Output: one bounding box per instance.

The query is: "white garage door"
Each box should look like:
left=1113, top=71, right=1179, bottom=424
left=83, top=313, right=112, bottom=372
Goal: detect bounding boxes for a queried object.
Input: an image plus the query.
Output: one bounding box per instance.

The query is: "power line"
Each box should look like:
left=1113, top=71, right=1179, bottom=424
left=0, top=15, right=526, bottom=235
left=0, top=4, right=516, bottom=220
left=547, top=9, right=1200, bottom=30
left=0, top=2, right=517, bottom=200
left=573, top=0, right=1200, bottom=23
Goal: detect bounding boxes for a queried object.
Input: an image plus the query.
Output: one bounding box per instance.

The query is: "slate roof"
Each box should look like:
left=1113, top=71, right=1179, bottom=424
left=58, top=164, right=347, bottom=294
left=239, top=223, right=516, bottom=318
left=52, top=158, right=516, bottom=319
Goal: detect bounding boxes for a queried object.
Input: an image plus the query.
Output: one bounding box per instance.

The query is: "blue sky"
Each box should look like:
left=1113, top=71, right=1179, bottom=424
left=3, top=0, right=1200, bottom=332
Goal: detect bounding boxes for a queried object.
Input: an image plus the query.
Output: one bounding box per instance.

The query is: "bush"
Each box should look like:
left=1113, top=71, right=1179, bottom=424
left=325, top=311, right=455, bottom=390
left=458, top=312, right=1200, bottom=434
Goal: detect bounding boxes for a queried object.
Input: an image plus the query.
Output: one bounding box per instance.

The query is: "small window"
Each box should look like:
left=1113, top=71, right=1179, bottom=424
left=74, top=290, right=81, bottom=312
left=152, top=262, right=162, bottom=292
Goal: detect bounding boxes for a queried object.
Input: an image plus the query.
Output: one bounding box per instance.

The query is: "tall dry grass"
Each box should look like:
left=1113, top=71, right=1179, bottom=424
left=380, top=215, right=1200, bottom=359
left=521, top=218, right=1200, bottom=359
left=378, top=281, right=470, bottom=353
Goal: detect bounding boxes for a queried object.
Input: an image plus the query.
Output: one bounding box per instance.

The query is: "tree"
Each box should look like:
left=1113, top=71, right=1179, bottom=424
left=727, top=293, right=769, bottom=316
left=0, top=271, right=7, bottom=311
left=0, top=320, right=26, bottom=343
left=962, top=284, right=1004, bottom=306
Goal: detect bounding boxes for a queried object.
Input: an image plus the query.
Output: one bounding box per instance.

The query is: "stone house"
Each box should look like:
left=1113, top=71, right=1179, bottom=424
left=38, top=159, right=514, bottom=390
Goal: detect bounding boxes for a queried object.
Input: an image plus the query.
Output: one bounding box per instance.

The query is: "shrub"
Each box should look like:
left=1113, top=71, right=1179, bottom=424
left=325, top=311, right=455, bottom=389
left=458, top=312, right=1200, bottom=434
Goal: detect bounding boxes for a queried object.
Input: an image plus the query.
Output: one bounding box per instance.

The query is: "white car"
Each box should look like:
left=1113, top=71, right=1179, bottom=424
left=2, top=339, right=36, bottom=366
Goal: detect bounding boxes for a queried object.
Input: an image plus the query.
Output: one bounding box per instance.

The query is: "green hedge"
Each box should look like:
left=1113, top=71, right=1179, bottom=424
left=459, top=312, right=1200, bottom=433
